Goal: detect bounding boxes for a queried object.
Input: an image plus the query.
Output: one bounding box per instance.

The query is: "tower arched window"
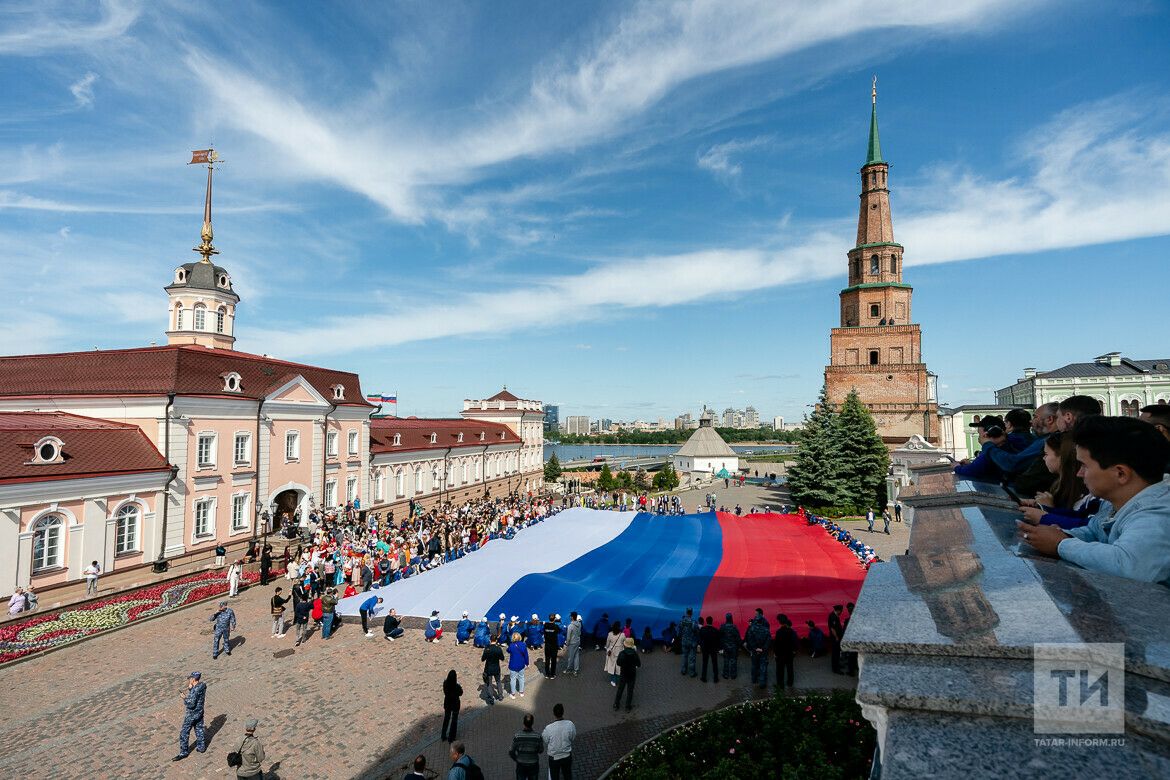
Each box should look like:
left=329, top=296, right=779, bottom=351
left=32, top=514, right=63, bottom=572
left=115, top=504, right=140, bottom=554
left=869, top=255, right=879, bottom=275
left=193, top=304, right=207, bottom=331
left=869, top=350, right=880, bottom=365
left=176, top=305, right=187, bottom=331
left=216, top=307, right=226, bottom=334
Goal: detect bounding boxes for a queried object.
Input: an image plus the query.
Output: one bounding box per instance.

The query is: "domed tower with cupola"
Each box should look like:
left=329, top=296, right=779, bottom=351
left=165, top=149, right=239, bottom=350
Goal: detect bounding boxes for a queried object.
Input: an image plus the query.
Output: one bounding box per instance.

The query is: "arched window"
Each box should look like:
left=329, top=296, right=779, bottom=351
left=432, top=468, right=440, bottom=491
left=396, top=469, right=405, bottom=498
left=869, top=350, right=880, bottom=365
left=414, top=469, right=423, bottom=494
left=890, top=255, right=897, bottom=274
left=869, top=255, right=879, bottom=275
left=216, top=307, right=226, bottom=333
left=115, top=504, right=140, bottom=554
left=176, top=305, right=187, bottom=330
left=193, top=304, right=207, bottom=331
left=32, top=514, right=63, bottom=571
left=1121, top=400, right=1140, bottom=417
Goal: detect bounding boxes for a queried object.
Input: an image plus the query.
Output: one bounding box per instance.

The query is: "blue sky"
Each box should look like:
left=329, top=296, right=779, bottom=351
left=2, top=1, right=1169, bottom=422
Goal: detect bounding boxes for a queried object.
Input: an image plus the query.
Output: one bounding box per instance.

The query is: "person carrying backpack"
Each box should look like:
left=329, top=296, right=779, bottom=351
left=229, top=718, right=265, bottom=778
left=446, top=741, right=482, bottom=780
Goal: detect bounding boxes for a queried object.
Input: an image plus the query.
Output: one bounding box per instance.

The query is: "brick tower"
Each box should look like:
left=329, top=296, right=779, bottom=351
left=823, top=81, right=937, bottom=444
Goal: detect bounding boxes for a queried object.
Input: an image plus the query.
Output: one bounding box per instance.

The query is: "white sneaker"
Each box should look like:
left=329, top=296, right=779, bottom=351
left=365, top=632, right=374, bottom=638
left=277, top=633, right=286, bottom=638
left=611, top=681, right=617, bottom=687
left=510, top=694, right=516, bottom=699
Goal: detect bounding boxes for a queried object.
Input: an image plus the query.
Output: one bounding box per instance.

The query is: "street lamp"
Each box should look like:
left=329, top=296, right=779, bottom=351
left=253, top=499, right=262, bottom=542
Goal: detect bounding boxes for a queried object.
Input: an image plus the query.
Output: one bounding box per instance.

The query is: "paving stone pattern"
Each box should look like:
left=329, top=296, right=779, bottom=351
left=0, top=485, right=872, bottom=779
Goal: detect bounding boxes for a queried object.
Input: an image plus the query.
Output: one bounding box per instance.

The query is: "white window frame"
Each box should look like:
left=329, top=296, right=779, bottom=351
left=346, top=476, right=357, bottom=503
left=347, top=430, right=359, bottom=456
left=326, top=431, right=339, bottom=457
left=429, top=433, right=437, bottom=444
left=393, top=433, right=401, bottom=446
left=475, top=459, right=482, bottom=481
left=461, top=461, right=468, bottom=484
left=193, top=498, right=215, bottom=539
left=395, top=469, right=405, bottom=498
left=32, top=514, right=64, bottom=571
left=233, top=432, right=251, bottom=465
left=176, top=305, right=187, bottom=330
left=325, top=480, right=337, bottom=507
left=115, top=503, right=140, bottom=554
left=196, top=432, right=217, bottom=468
left=414, top=469, right=423, bottom=494
left=375, top=473, right=385, bottom=502
left=285, top=430, right=300, bottom=461
left=194, top=304, right=207, bottom=331
left=216, top=307, right=226, bottom=334
left=231, top=493, right=250, bottom=533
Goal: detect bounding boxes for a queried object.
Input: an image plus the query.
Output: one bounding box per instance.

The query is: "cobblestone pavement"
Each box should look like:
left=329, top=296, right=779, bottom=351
left=0, top=566, right=855, bottom=780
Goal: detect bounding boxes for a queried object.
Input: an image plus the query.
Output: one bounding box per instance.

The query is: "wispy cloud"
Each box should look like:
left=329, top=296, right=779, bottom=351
left=0, top=190, right=296, bottom=214
left=69, top=72, right=99, bottom=107
left=697, top=136, right=771, bottom=181
left=185, top=0, right=1032, bottom=227
left=0, top=0, right=140, bottom=55
left=247, top=94, right=1170, bottom=359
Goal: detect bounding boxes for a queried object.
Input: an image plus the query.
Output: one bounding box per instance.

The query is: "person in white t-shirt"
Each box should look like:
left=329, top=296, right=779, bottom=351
left=83, top=561, right=101, bottom=596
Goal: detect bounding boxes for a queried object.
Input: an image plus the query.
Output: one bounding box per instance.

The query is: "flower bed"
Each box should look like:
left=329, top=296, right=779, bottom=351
left=0, top=568, right=276, bottom=665
left=610, top=690, right=875, bottom=780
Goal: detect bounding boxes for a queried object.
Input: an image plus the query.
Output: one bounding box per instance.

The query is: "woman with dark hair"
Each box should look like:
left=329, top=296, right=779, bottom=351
left=1020, top=431, right=1099, bottom=530
left=441, top=670, right=462, bottom=743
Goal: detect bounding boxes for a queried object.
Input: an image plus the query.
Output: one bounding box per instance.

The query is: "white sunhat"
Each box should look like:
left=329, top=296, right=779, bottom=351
left=510, top=615, right=519, bottom=622
left=462, top=610, right=469, bottom=617
left=532, top=613, right=539, bottom=621
left=499, top=612, right=507, bottom=620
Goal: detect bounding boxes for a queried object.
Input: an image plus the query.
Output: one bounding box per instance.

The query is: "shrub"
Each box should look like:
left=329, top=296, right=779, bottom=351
left=610, top=690, right=875, bottom=780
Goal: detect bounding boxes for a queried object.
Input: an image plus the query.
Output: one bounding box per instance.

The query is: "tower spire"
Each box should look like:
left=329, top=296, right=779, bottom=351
left=866, top=76, right=883, bottom=166
left=188, top=148, right=222, bottom=263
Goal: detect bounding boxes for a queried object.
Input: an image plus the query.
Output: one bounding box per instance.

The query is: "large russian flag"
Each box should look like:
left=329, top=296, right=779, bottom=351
left=337, top=507, right=867, bottom=634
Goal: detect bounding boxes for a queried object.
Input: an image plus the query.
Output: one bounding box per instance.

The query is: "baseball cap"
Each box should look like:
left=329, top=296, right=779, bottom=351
left=245, top=718, right=258, bottom=730
left=969, top=415, right=1005, bottom=431
left=189, top=671, right=201, bottom=680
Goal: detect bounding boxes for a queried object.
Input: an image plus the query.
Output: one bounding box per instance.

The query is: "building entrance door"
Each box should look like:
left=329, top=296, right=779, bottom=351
left=274, top=489, right=301, bottom=535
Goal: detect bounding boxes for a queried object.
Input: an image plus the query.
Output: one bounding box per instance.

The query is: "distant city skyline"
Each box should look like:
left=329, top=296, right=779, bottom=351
left=2, top=3, right=1168, bottom=421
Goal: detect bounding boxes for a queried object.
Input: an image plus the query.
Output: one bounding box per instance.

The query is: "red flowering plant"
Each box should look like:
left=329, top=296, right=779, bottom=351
left=0, top=566, right=279, bottom=665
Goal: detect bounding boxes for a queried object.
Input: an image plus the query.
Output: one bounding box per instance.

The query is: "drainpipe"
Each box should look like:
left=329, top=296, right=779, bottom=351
left=481, top=444, right=490, bottom=499
left=321, top=401, right=338, bottom=513
left=443, top=446, right=452, bottom=506
left=152, top=393, right=178, bottom=573
left=252, top=399, right=264, bottom=542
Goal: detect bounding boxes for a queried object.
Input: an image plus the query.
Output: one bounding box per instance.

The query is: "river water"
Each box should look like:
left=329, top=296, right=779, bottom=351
left=544, top=443, right=795, bottom=463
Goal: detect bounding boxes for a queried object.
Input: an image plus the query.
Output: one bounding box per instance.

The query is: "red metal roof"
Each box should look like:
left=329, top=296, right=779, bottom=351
left=370, top=417, right=521, bottom=455
left=0, top=412, right=171, bottom=484
left=0, top=344, right=373, bottom=406
left=485, top=389, right=521, bottom=402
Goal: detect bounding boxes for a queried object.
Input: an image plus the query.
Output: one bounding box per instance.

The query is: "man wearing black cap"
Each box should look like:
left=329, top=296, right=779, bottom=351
left=954, top=415, right=1017, bottom=482
left=719, top=613, right=741, bottom=680
left=173, top=671, right=206, bottom=761
left=234, top=717, right=266, bottom=779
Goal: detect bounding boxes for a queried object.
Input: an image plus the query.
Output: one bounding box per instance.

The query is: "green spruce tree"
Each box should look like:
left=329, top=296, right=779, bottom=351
left=785, top=386, right=848, bottom=508
left=597, top=462, right=615, bottom=492
left=543, top=453, right=563, bottom=484
left=833, top=389, right=890, bottom=510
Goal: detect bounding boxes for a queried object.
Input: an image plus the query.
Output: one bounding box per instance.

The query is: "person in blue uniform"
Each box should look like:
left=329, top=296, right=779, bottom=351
left=425, top=610, right=444, bottom=641
left=525, top=614, right=543, bottom=649
left=172, top=671, right=206, bottom=761
left=456, top=611, right=474, bottom=644
left=210, top=601, right=237, bottom=659
left=473, top=617, right=491, bottom=648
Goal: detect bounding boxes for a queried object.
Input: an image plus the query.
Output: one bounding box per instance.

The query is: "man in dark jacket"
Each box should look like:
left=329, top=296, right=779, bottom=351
left=698, top=616, right=720, bottom=683
left=744, top=609, right=771, bottom=688
left=719, top=613, right=741, bottom=680
left=508, top=713, right=543, bottom=779
left=383, top=608, right=404, bottom=640
left=774, top=613, right=798, bottom=689
left=678, top=608, right=698, bottom=677
left=481, top=640, right=505, bottom=703
left=828, top=604, right=845, bottom=674
left=614, top=637, right=641, bottom=711
left=542, top=614, right=560, bottom=678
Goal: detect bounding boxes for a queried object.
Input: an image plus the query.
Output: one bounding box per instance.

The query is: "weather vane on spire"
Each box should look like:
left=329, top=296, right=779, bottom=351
left=188, top=147, right=224, bottom=263
left=872, top=75, right=877, bottom=105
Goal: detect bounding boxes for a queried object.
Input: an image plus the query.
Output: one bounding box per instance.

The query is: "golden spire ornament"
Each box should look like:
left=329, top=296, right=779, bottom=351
left=188, top=148, right=223, bottom=263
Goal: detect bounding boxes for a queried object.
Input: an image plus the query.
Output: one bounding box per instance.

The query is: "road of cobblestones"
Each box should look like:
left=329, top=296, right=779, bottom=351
left=0, top=485, right=881, bottom=779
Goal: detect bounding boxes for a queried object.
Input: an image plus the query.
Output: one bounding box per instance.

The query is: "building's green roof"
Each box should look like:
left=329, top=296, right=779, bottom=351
left=855, top=241, right=903, bottom=250
left=840, top=282, right=913, bottom=294
left=865, top=100, right=883, bottom=165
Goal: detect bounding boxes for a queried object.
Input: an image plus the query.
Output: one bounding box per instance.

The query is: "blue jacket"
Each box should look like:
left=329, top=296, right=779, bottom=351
left=473, top=621, right=491, bottom=647
left=447, top=754, right=475, bottom=780
left=1058, top=481, right=1170, bottom=585
left=507, top=640, right=529, bottom=672
left=456, top=618, right=473, bottom=642
left=184, top=681, right=206, bottom=715
left=981, top=434, right=1047, bottom=476
left=359, top=596, right=379, bottom=614
left=526, top=621, right=543, bottom=648
left=210, top=608, right=236, bottom=633
left=678, top=615, right=698, bottom=646
left=426, top=616, right=442, bottom=639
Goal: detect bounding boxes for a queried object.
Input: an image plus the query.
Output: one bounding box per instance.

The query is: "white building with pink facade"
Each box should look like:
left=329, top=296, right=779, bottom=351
left=0, top=162, right=543, bottom=598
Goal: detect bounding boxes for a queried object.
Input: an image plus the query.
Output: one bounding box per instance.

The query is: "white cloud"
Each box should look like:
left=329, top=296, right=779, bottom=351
left=246, top=95, right=1170, bottom=360
left=0, top=1, right=139, bottom=55
left=185, top=0, right=1032, bottom=226
left=69, top=72, right=99, bottom=107
left=0, top=190, right=295, bottom=214
left=697, top=136, right=770, bottom=180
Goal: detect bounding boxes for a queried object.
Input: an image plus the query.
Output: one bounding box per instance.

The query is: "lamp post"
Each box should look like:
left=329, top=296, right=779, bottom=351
left=253, top=499, right=262, bottom=542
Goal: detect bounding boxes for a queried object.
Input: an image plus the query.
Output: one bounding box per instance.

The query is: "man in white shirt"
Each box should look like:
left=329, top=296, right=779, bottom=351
left=83, top=561, right=101, bottom=596
left=541, top=702, right=576, bottom=780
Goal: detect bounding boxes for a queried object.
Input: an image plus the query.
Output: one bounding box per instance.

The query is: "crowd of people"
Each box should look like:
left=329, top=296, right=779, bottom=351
left=804, top=510, right=881, bottom=567
left=954, top=398, right=1170, bottom=585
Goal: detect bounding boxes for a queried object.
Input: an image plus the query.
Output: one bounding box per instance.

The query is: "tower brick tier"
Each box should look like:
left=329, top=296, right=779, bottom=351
left=823, top=86, right=938, bottom=444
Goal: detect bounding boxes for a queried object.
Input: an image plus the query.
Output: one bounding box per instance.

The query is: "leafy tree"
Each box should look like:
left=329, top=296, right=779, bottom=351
left=652, top=463, right=680, bottom=491
left=785, top=386, right=848, bottom=508
left=834, top=389, right=890, bottom=509
left=543, top=453, right=563, bottom=484
left=634, top=469, right=650, bottom=491
left=597, top=462, right=615, bottom=492
left=616, top=470, right=634, bottom=490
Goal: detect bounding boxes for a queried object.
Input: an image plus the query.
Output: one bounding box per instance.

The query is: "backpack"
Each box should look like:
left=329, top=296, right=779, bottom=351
left=455, top=758, right=484, bottom=780
left=226, top=736, right=250, bottom=767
